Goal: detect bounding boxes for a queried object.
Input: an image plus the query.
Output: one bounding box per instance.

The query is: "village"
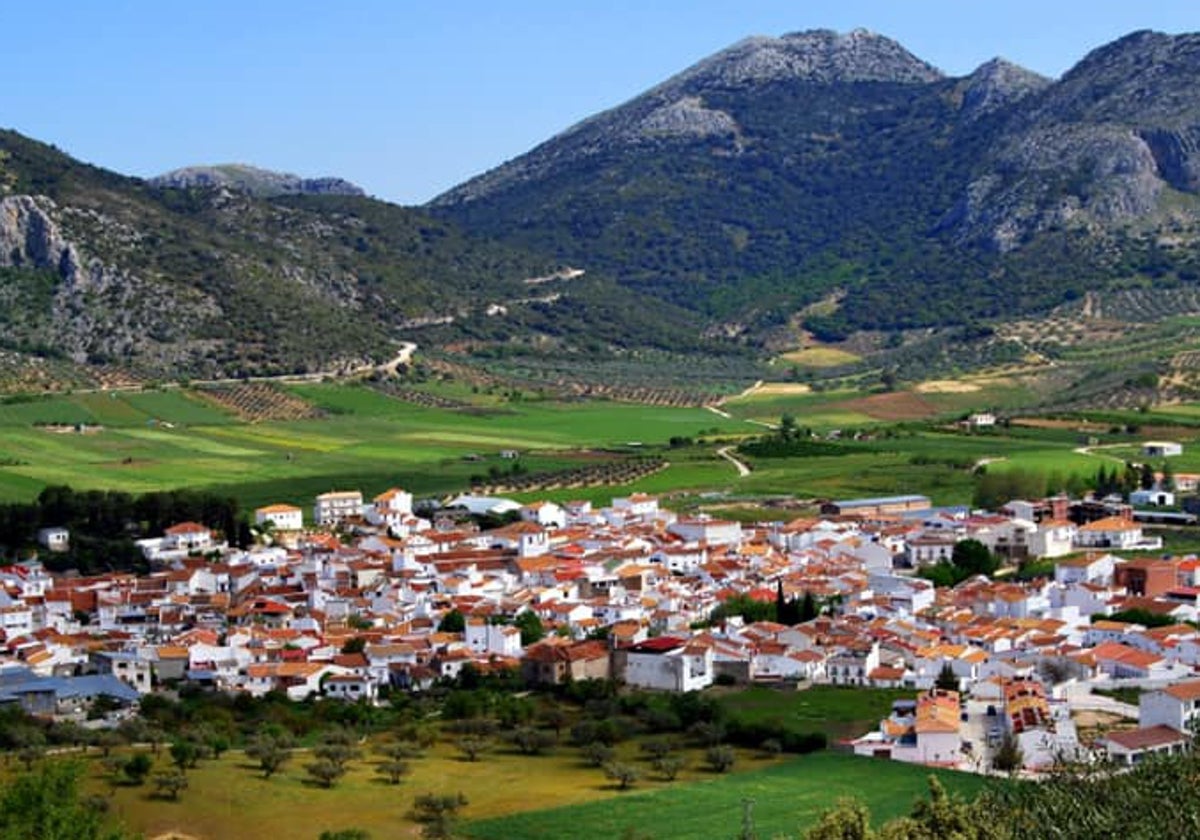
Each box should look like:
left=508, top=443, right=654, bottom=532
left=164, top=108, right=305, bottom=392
left=5, top=478, right=1200, bottom=780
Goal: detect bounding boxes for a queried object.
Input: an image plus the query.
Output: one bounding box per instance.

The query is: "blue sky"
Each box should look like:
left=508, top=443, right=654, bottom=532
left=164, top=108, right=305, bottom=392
left=3, top=1, right=1199, bottom=204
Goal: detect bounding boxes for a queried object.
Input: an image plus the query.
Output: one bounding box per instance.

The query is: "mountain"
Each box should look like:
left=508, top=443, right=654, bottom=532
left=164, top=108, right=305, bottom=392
left=431, top=29, right=1200, bottom=339
left=2, top=129, right=706, bottom=383
left=150, top=164, right=366, bottom=197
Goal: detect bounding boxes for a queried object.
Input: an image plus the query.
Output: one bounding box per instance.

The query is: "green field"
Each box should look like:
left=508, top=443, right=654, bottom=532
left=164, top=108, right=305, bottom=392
left=718, top=686, right=910, bottom=744
left=0, top=385, right=759, bottom=508
left=465, top=752, right=989, bottom=840
left=89, top=738, right=782, bottom=839
left=7, top=383, right=1200, bottom=514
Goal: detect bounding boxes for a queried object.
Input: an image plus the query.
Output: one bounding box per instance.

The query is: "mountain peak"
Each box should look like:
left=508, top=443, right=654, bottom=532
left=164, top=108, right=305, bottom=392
left=671, top=28, right=943, bottom=91
left=957, top=57, right=1050, bottom=118
left=150, top=164, right=365, bottom=198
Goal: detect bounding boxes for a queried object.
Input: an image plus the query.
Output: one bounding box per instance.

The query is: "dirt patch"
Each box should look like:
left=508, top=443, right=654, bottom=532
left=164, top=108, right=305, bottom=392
left=1011, top=418, right=1111, bottom=432
left=747, top=382, right=812, bottom=397
left=151, top=833, right=202, bottom=840
left=915, top=380, right=981, bottom=394
left=38, top=424, right=104, bottom=434
left=834, top=392, right=938, bottom=421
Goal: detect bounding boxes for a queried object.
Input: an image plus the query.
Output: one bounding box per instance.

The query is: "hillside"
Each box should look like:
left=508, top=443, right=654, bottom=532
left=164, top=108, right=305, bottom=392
left=0, top=129, right=708, bottom=385
left=431, top=29, right=1200, bottom=341
left=149, top=164, right=366, bottom=197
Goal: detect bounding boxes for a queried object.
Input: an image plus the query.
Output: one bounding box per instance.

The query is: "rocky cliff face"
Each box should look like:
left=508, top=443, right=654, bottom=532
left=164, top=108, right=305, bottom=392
left=943, top=30, right=1200, bottom=249
left=0, top=194, right=220, bottom=365
left=150, top=164, right=365, bottom=197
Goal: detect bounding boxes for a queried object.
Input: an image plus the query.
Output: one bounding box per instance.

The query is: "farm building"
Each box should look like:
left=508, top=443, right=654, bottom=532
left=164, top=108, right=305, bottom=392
left=821, top=494, right=932, bottom=517
left=1143, top=441, right=1183, bottom=458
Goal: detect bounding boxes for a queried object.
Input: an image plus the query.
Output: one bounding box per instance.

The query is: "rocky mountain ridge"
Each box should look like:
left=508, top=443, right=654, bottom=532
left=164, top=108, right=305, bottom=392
left=150, top=164, right=365, bottom=197
left=431, top=28, right=1200, bottom=334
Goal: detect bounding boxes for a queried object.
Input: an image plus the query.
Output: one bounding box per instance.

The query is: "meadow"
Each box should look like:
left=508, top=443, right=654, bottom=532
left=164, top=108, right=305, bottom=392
left=4, top=381, right=1200, bottom=513
left=465, top=752, right=989, bottom=840
left=0, top=385, right=757, bottom=509
left=78, top=741, right=987, bottom=840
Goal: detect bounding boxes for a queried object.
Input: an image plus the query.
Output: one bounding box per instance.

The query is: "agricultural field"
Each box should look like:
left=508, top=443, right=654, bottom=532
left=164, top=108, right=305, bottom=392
left=93, top=739, right=786, bottom=840
left=0, top=384, right=758, bottom=508
left=466, top=752, right=989, bottom=840
left=7, top=377, right=1200, bottom=514
left=717, top=686, right=912, bottom=744
left=779, top=346, right=862, bottom=368
left=81, top=743, right=987, bottom=840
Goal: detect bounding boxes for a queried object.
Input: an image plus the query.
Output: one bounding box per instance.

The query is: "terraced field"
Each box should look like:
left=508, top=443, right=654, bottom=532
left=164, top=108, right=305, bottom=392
left=195, top=383, right=324, bottom=422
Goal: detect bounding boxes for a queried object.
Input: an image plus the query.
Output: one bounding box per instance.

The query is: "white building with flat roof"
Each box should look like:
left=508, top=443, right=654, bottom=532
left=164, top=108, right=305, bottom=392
left=313, top=491, right=364, bottom=526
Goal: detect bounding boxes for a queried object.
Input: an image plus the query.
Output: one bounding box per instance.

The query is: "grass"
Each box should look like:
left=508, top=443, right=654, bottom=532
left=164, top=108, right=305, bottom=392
left=465, top=752, right=990, bottom=840
left=0, top=385, right=761, bottom=507
left=90, top=738, right=782, bottom=839
left=779, top=347, right=862, bottom=367
left=718, top=685, right=910, bottom=744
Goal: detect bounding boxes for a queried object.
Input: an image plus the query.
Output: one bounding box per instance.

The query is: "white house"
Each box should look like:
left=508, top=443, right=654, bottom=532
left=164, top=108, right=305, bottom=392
left=1130, top=487, right=1176, bottom=508
left=162, top=522, right=215, bottom=553
left=612, top=493, right=660, bottom=517
left=905, top=534, right=958, bottom=567
left=1143, top=441, right=1183, bottom=458
left=1076, top=517, right=1155, bottom=551
left=313, top=491, right=364, bottom=526
left=620, top=636, right=712, bottom=692
left=367, top=488, right=413, bottom=530
left=667, top=517, right=742, bottom=547
left=1029, top=521, right=1077, bottom=559
left=1054, top=553, right=1116, bottom=586
left=36, top=528, right=69, bottom=553
left=254, top=504, right=303, bottom=532
left=515, top=501, right=563, bottom=529
left=324, top=673, right=378, bottom=704
left=1139, top=679, right=1200, bottom=732
left=464, top=618, right=523, bottom=658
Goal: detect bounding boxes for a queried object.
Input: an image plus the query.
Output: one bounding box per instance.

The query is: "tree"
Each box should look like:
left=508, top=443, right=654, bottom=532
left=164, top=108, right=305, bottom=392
left=951, top=539, right=998, bottom=578
left=758, top=738, right=782, bottom=758
left=935, top=662, right=958, bottom=692
left=0, top=760, right=130, bottom=840
left=1140, top=461, right=1156, bottom=490
left=992, top=732, right=1024, bottom=774
left=654, top=754, right=686, bottom=781
left=123, top=753, right=153, bottom=785
left=798, top=590, right=818, bottom=623
left=152, top=769, right=188, bottom=801
left=805, top=798, right=874, bottom=840
left=305, top=759, right=346, bottom=789
left=341, top=636, right=367, bottom=655
left=513, top=610, right=545, bottom=645
left=376, top=759, right=411, bottom=785
left=319, top=832, right=371, bottom=840
left=509, top=726, right=554, bottom=755
left=539, top=704, right=569, bottom=740
left=706, top=744, right=736, bottom=773
left=410, top=793, right=467, bottom=840
left=437, top=609, right=466, bottom=633
left=604, top=761, right=641, bottom=790
left=246, top=733, right=294, bottom=778
left=94, top=731, right=124, bottom=758
left=639, top=739, right=673, bottom=762
left=583, top=742, right=615, bottom=767
left=456, top=736, right=490, bottom=762
left=1162, top=460, right=1176, bottom=493
left=169, top=740, right=200, bottom=772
